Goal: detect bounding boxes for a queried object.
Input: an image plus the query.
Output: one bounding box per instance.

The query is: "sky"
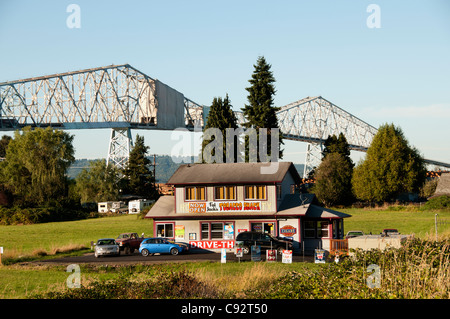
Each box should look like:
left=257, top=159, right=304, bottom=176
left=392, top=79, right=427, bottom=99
left=0, top=0, right=449, bottom=168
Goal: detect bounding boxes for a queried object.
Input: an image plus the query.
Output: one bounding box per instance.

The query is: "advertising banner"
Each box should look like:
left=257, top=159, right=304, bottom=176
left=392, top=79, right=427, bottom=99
left=282, top=250, right=292, bottom=264
left=175, top=225, right=185, bottom=239
left=315, top=249, right=326, bottom=263
left=189, top=240, right=234, bottom=249
left=188, top=201, right=261, bottom=213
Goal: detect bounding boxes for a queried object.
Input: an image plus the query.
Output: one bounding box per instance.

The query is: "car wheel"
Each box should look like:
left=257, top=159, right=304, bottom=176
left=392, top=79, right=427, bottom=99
left=141, top=249, right=150, bottom=257
left=170, top=248, right=179, bottom=255
left=242, top=246, right=250, bottom=255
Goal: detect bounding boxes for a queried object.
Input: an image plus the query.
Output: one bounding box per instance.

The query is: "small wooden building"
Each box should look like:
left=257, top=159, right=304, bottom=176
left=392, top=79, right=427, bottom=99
left=145, top=162, right=350, bottom=254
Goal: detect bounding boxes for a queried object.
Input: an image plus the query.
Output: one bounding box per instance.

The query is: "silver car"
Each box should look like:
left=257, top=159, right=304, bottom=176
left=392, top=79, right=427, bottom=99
left=94, top=238, right=120, bottom=257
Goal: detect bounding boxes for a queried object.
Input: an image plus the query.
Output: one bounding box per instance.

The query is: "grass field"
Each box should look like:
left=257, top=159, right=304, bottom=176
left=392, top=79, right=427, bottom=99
left=341, top=206, right=450, bottom=238
left=0, top=215, right=153, bottom=259
left=0, top=206, right=449, bottom=299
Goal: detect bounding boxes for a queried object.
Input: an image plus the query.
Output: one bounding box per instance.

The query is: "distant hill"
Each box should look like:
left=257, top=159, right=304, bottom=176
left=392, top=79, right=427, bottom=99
left=67, top=156, right=305, bottom=182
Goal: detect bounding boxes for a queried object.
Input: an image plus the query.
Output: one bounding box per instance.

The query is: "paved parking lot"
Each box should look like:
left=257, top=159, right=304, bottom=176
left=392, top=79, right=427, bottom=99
left=37, top=251, right=314, bottom=265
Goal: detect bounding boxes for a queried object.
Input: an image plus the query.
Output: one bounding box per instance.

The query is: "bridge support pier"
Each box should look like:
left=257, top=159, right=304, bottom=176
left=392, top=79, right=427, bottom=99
left=107, top=128, right=133, bottom=170
left=303, top=142, right=323, bottom=178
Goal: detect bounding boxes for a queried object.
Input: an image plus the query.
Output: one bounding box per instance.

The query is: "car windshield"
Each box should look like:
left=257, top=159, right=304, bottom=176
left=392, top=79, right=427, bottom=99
left=98, top=239, right=116, bottom=245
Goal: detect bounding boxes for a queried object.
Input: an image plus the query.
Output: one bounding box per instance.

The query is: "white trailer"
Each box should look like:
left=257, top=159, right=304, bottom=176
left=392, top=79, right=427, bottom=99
left=128, top=199, right=155, bottom=214
left=98, top=201, right=127, bottom=213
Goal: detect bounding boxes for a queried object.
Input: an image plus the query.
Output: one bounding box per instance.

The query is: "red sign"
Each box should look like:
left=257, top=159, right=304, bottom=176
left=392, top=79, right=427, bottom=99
left=280, top=225, right=297, bottom=237
left=189, top=240, right=234, bottom=249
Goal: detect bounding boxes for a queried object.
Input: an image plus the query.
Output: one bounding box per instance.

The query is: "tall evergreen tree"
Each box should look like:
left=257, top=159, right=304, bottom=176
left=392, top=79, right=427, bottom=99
left=314, top=152, right=354, bottom=207
left=322, top=133, right=354, bottom=168
left=314, top=133, right=355, bottom=206
left=242, top=56, right=283, bottom=161
left=201, top=94, right=238, bottom=163
left=121, top=135, right=158, bottom=199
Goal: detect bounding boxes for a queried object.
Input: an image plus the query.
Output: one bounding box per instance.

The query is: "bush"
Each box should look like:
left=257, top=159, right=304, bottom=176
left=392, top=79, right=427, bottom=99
left=422, top=195, right=450, bottom=210
left=36, top=270, right=220, bottom=299
left=0, top=205, right=92, bottom=225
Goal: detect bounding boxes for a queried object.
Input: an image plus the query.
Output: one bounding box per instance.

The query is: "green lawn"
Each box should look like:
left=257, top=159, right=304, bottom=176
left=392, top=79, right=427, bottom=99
left=340, top=207, right=450, bottom=238
left=0, top=215, right=153, bottom=258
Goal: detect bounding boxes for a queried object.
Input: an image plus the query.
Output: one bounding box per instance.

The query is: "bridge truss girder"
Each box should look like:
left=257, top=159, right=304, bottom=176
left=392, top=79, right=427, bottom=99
left=1, top=65, right=449, bottom=173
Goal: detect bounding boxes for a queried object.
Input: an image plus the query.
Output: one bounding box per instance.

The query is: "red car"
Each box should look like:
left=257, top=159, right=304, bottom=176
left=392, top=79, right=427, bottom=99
left=115, top=232, right=145, bottom=254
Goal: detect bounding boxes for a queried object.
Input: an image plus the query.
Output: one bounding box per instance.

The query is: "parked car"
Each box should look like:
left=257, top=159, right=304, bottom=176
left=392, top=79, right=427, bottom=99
left=345, top=230, right=365, bottom=239
left=235, top=231, right=293, bottom=255
left=139, top=237, right=186, bottom=256
left=94, top=238, right=120, bottom=258
left=115, top=232, right=145, bottom=254
left=382, top=228, right=400, bottom=236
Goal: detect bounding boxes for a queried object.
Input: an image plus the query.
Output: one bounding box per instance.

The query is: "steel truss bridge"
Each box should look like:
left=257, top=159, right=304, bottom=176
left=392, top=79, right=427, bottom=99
left=1, top=64, right=448, bottom=176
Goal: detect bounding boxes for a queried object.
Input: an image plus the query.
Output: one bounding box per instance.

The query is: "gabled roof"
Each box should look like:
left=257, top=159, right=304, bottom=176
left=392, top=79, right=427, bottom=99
left=167, top=162, right=301, bottom=185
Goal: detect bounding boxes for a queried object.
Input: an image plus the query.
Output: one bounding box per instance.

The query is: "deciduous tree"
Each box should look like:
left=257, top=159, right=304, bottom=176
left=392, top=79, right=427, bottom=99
left=0, top=127, right=75, bottom=206
left=352, top=123, right=426, bottom=202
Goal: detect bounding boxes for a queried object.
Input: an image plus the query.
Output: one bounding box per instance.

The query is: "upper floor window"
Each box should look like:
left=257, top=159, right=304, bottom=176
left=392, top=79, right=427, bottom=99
left=185, top=186, right=206, bottom=201
left=245, top=185, right=266, bottom=200
left=215, top=186, right=236, bottom=200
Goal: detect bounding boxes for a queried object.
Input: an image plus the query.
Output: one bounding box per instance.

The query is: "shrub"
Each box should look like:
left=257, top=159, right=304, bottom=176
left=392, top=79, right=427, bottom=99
left=422, top=195, right=450, bottom=210
left=35, top=270, right=220, bottom=299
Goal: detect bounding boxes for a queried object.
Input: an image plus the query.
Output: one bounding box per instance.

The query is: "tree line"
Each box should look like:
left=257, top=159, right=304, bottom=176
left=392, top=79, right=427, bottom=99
left=0, top=128, right=158, bottom=224
left=0, top=56, right=430, bottom=225
left=201, top=56, right=428, bottom=207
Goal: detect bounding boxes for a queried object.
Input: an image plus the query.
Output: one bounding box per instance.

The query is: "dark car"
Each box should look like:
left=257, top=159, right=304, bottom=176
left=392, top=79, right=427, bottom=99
left=235, top=231, right=293, bottom=255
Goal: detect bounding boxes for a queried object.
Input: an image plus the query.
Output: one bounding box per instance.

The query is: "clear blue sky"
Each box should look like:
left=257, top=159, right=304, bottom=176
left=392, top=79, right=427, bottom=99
left=1, top=0, right=449, bottom=167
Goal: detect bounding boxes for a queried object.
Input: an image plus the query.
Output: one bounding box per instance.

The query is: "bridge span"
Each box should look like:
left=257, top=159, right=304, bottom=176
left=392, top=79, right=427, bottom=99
left=1, top=64, right=448, bottom=174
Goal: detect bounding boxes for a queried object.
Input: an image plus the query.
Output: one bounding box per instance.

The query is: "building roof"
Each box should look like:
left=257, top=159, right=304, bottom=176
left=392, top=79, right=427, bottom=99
left=167, top=162, right=301, bottom=185
left=433, top=173, right=450, bottom=197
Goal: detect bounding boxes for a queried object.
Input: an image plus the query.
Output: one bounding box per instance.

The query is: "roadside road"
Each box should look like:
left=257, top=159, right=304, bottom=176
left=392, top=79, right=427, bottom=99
left=35, top=251, right=314, bottom=265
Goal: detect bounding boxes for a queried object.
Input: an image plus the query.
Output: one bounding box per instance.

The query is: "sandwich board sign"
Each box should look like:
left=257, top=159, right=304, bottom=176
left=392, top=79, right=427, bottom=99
left=266, top=249, right=276, bottom=262
left=251, top=245, right=261, bottom=262
left=221, top=248, right=227, bottom=263
left=315, top=249, right=326, bottom=263
left=282, top=250, right=292, bottom=264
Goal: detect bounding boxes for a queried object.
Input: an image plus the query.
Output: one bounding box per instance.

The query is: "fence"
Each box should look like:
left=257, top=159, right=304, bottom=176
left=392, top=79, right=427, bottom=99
left=330, top=239, right=349, bottom=255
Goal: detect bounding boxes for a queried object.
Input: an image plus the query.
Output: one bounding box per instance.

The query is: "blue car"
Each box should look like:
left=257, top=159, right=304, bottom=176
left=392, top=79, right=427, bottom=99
left=139, top=237, right=186, bottom=256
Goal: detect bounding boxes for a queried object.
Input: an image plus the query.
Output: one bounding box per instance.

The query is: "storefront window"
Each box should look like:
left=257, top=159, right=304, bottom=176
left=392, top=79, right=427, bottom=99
left=185, top=186, right=206, bottom=201
left=245, top=185, right=266, bottom=200
left=201, top=222, right=234, bottom=240
left=304, top=221, right=315, bottom=238
left=156, top=223, right=174, bottom=238
left=215, top=186, right=236, bottom=200
left=251, top=222, right=275, bottom=235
